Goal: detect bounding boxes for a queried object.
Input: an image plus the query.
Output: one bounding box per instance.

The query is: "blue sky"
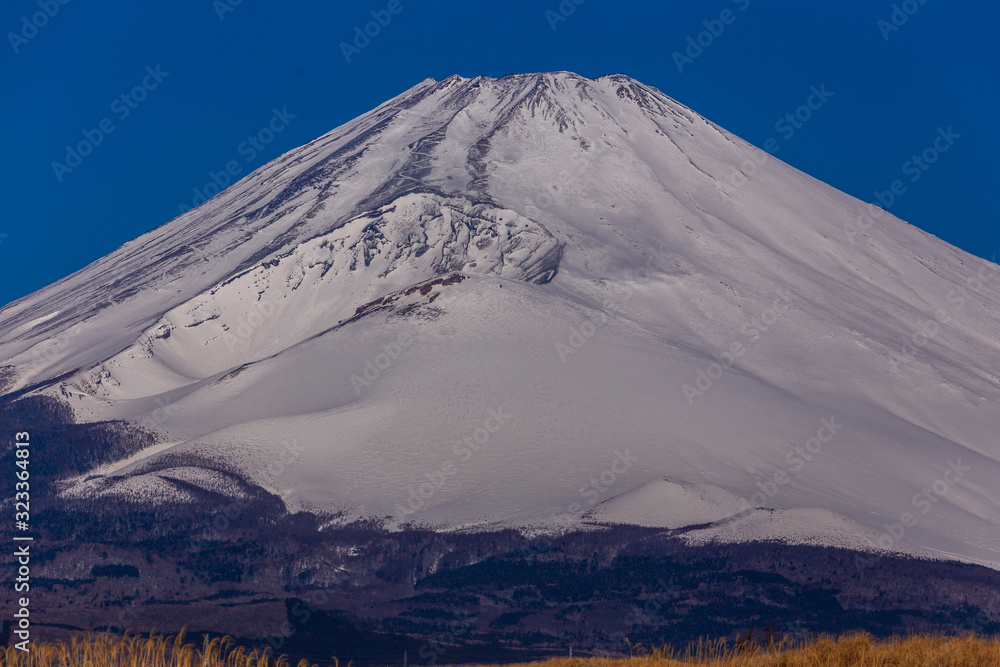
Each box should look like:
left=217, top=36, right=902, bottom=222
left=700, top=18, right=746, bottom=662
left=1, top=0, right=997, bottom=306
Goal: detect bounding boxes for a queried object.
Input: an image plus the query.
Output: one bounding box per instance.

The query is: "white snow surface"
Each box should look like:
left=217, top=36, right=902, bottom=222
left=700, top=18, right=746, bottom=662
left=1, top=72, right=999, bottom=567
left=584, top=478, right=754, bottom=529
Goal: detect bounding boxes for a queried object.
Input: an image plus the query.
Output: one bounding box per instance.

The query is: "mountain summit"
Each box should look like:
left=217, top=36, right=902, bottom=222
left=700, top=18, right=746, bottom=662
left=2, top=73, right=999, bottom=567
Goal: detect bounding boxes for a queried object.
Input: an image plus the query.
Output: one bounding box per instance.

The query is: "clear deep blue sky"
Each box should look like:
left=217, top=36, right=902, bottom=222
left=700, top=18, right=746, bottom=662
left=1, top=1, right=997, bottom=307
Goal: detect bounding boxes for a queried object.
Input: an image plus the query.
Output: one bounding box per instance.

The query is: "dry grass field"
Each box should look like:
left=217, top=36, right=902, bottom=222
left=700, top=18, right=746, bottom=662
left=1, top=632, right=303, bottom=667
left=498, top=633, right=1000, bottom=666
left=2, top=630, right=999, bottom=667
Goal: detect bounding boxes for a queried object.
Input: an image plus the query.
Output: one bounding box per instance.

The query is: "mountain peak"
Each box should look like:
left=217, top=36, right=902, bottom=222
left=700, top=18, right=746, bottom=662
left=416, top=71, right=669, bottom=108
left=3, top=73, right=1000, bottom=568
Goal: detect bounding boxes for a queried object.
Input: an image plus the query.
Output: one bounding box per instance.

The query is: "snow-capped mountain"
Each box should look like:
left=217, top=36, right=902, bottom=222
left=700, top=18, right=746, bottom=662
left=2, top=72, right=999, bottom=568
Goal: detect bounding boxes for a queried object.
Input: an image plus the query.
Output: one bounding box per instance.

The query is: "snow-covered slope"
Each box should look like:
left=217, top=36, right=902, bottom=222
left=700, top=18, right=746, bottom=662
left=2, top=72, right=999, bottom=567
left=584, top=478, right=753, bottom=530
